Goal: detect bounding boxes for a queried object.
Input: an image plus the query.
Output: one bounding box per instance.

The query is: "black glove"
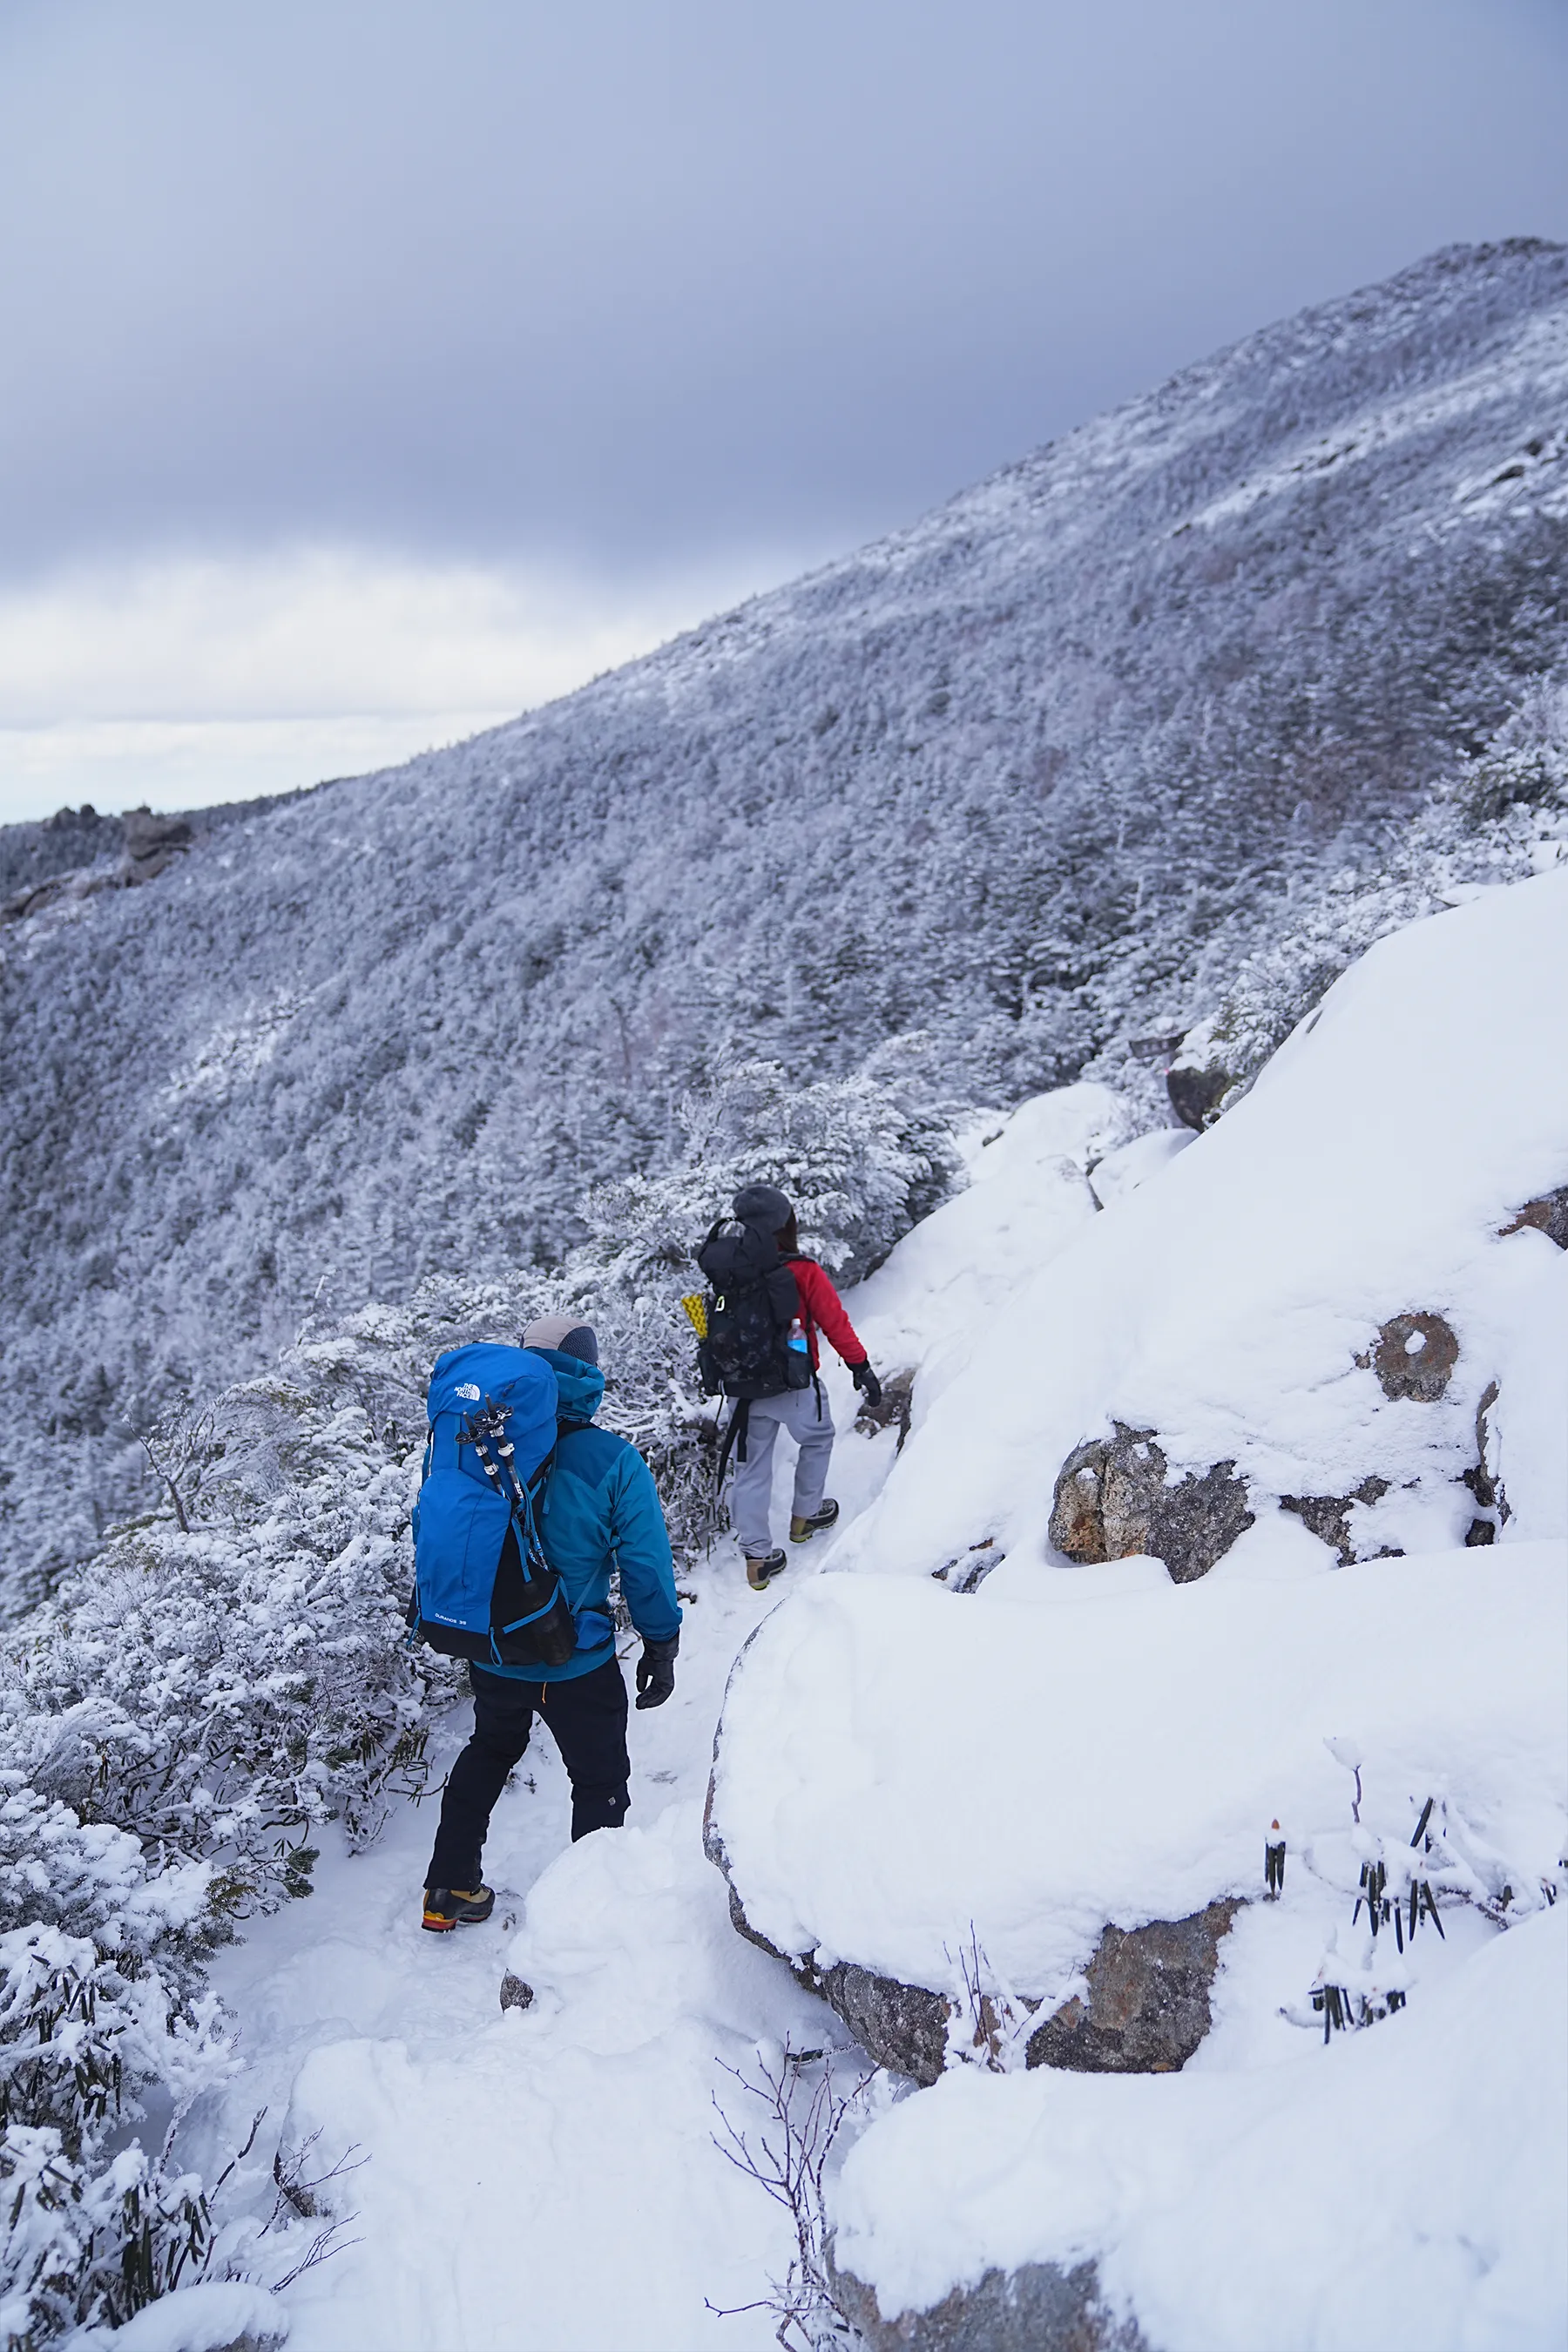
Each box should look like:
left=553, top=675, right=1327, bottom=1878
left=635, top=1632, right=679, bottom=1710
left=851, top=1361, right=883, bottom=1407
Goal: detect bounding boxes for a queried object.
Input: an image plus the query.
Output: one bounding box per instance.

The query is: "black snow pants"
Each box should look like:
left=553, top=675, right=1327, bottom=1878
left=425, top=1656, right=631, bottom=1891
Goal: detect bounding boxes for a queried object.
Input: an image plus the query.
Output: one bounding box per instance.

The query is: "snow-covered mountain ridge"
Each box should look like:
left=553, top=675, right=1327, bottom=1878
left=3, top=238, right=1567, bottom=1597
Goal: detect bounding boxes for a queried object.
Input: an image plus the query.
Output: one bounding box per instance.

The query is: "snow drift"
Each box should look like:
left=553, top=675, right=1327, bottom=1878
left=832, top=865, right=1568, bottom=1585
left=708, top=1543, right=1566, bottom=2001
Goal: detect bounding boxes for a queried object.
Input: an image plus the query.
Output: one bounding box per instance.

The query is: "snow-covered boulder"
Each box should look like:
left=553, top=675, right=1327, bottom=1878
left=832, top=868, right=1568, bottom=1586
left=828, top=1903, right=1568, bottom=2352
left=707, top=1544, right=1567, bottom=2074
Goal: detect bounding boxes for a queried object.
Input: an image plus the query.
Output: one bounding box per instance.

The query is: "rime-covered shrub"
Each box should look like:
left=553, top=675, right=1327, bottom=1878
left=0, top=1327, right=452, bottom=2339
left=0, top=1822, right=237, bottom=2342
left=1169, top=681, right=1568, bottom=1119
left=3, top=1374, right=443, bottom=1920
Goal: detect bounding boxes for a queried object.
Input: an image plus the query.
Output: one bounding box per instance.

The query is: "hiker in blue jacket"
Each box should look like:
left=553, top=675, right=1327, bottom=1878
left=422, top=1315, right=682, bottom=1930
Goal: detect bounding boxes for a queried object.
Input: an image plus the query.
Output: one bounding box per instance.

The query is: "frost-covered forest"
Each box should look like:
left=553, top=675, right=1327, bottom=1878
left=3, top=237, right=1566, bottom=1597
left=0, top=238, right=1565, bottom=2350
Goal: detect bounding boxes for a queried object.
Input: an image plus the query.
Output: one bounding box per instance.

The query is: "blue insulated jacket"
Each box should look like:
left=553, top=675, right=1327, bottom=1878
left=477, top=1348, right=682, bottom=1683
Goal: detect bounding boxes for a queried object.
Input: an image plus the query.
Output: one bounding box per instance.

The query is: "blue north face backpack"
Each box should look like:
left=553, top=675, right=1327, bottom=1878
left=410, top=1343, right=577, bottom=1669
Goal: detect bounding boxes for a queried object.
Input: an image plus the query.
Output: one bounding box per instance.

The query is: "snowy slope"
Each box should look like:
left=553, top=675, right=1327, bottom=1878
left=3, top=239, right=1568, bottom=1596
left=154, top=869, right=1565, bottom=2352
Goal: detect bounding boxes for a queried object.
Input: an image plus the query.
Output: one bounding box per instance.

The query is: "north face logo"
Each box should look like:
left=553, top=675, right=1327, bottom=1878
left=455, top=1382, right=482, bottom=1401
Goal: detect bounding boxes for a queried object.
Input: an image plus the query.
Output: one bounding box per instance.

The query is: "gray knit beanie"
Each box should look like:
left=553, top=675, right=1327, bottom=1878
left=522, top=1315, right=599, bottom=1365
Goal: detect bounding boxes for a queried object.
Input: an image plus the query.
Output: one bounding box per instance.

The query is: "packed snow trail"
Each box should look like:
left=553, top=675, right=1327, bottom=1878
left=210, top=1516, right=843, bottom=2349
left=200, top=1098, right=1119, bottom=2349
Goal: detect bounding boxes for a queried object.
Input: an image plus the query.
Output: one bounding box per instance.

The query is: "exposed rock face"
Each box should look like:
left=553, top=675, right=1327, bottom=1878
left=856, top=1369, right=915, bottom=1449
left=713, top=1787, right=1240, bottom=2086
left=1280, top=1476, right=1391, bottom=1565
left=1166, top=1058, right=1236, bottom=1133
left=814, top=1959, right=950, bottom=2085
left=1462, top=1376, right=1511, bottom=1541
left=1367, top=1310, right=1459, bottom=1402
left=2, top=806, right=197, bottom=925
left=1500, top=1186, right=1568, bottom=1248
left=122, top=807, right=194, bottom=881
left=1050, top=1439, right=1110, bottom=1558
left=1165, top=1014, right=1239, bottom=1132
left=828, top=2249, right=1149, bottom=2352
left=1049, top=1424, right=1254, bottom=1582
left=721, top=1876, right=951, bottom=2084
left=1024, top=1899, right=1241, bottom=2073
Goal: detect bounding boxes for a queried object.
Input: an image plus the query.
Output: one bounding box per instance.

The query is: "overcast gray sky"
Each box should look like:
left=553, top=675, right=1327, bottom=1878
left=2, top=0, right=1565, bottom=820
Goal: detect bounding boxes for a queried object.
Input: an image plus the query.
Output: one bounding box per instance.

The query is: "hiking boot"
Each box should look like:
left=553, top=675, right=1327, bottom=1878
left=746, top=1550, right=788, bottom=1591
left=422, top=1884, right=496, bottom=1932
left=790, top=1498, right=841, bottom=1543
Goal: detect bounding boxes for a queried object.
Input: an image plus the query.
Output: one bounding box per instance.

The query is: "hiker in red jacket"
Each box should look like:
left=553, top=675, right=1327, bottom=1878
left=727, top=1183, right=882, bottom=1590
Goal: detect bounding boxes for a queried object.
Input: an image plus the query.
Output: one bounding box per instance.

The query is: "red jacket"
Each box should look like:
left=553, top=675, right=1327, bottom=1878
left=785, top=1256, right=867, bottom=1373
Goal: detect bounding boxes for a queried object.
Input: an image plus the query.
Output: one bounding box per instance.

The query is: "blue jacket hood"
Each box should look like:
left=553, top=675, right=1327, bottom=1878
left=531, top=1347, right=605, bottom=1423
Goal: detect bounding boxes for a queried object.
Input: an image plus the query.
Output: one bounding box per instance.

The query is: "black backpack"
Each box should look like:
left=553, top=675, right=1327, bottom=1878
left=695, top=1219, right=811, bottom=1400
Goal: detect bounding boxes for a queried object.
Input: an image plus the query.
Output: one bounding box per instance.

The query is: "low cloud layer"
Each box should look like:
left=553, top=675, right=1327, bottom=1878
left=1, top=0, right=1563, bottom=821
left=0, top=545, right=787, bottom=819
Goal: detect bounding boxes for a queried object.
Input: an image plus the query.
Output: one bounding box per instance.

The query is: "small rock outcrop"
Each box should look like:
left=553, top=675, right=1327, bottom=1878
left=828, top=2249, right=1149, bottom=2352
left=1166, top=1060, right=1234, bottom=1133
left=3, top=805, right=197, bottom=926
left=1365, top=1310, right=1459, bottom=1402
left=122, top=807, right=194, bottom=881
left=499, top=1970, right=534, bottom=2013
left=1462, top=1377, right=1511, bottom=1540
left=1024, top=1899, right=1241, bottom=2074
left=855, top=1368, right=915, bottom=1449
left=1165, top=1016, right=1239, bottom=1132
left=1500, top=1186, right=1568, bottom=1249
left=1280, top=1477, right=1391, bottom=1565
left=1049, top=1424, right=1254, bottom=1582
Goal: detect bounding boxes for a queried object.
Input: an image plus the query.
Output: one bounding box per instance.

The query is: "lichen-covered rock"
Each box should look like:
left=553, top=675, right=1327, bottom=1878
left=1048, top=1439, right=1109, bottom=1560
left=1500, top=1185, right=1568, bottom=1248
left=1025, top=1899, right=1241, bottom=2073
left=828, top=2248, right=1148, bottom=2352
left=1280, top=1476, right=1391, bottom=1565
left=1049, top=1424, right=1254, bottom=1581
left=1367, top=1310, right=1459, bottom=1401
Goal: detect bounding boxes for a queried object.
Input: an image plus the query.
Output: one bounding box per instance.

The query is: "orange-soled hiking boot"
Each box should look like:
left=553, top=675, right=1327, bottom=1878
left=422, top=1884, right=496, bottom=1932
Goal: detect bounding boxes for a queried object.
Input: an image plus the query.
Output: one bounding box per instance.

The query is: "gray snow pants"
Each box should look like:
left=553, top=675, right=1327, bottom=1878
left=729, top=1384, right=836, bottom=1558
